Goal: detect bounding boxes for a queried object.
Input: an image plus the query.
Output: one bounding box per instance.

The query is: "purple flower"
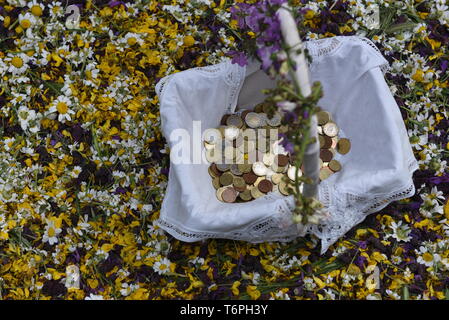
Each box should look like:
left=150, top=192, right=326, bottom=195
left=278, top=133, right=294, bottom=153
left=440, top=60, right=448, bottom=73
left=108, top=0, right=126, bottom=8
left=227, top=50, right=248, bottom=67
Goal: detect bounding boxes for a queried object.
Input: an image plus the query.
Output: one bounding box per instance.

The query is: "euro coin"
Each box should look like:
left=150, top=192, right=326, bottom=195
left=252, top=162, right=267, bottom=176
left=319, top=167, right=334, bottom=181
left=317, top=111, right=331, bottom=125
left=245, top=112, right=262, bottom=128
left=222, top=187, right=238, bottom=203
left=258, top=179, right=273, bottom=193
left=323, top=122, right=339, bottom=137
left=219, top=172, right=234, bottom=186
left=328, top=159, right=342, bottom=172
left=336, top=138, right=351, bottom=154
left=226, top=114, right=243, bottom=128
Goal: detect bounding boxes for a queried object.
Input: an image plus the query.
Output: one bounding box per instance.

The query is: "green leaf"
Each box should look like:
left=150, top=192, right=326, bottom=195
left=386, top=22, right=418, bottom=34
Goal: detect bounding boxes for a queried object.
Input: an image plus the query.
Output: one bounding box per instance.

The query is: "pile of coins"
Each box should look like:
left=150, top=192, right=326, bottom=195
left=316, top=110, right=351, bottom=181
left=204, top=103, right=351, bottom=203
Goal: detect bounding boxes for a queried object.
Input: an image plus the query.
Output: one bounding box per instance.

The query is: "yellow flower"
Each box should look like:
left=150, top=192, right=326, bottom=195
left=246, top=285, right=261, bottom=300
left=231, top=281, right=241, bottom=296
left=412, top=69, right=424, bottom=82
left=183, top=35, right=195, bottom=47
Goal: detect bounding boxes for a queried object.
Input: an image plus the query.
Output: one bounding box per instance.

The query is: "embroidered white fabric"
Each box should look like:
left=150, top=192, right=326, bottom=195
left=154, top=36, right=418, bottom=254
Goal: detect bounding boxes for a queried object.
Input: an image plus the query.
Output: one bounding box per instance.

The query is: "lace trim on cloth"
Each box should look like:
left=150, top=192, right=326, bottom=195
left=303, top=157, right=419, bottom=254
left=348, top=36, right=390, bottom=74
left=155, top=198, right=300, bottom=244
left=155, top=73, right=174, bottom=103
left=223, top=60, right=246, bottom=113
left=305, top=36, right=343, bottom=59
left=304, top=36, right=389, bottom=74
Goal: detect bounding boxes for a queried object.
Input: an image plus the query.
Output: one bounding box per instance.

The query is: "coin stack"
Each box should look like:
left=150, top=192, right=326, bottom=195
left=204, top=104, right=351, bottom=203
left=316, top=110, right=351, bottom=181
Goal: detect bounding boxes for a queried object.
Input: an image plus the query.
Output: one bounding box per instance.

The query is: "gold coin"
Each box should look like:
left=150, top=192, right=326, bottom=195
left=233, top=176, right=247, bottom=191
left=337, top=138, right=351, bottom=154
left=328, top=159, right=342, bottom=172
left=323, top=122, right=339, bottom=137
left=271, top=173, right=284, bottom=185
left=250, top=186, right=264, bottom=199
left=212, top=177, right=221, bottom=189
left=219, top=172, right=234, bottom=186
left=239, top=189, right=252, bottom=201
left=278, top=181, right=290, bottom=196
left=254, top=176, right=264, bottom=187
left=208, top=165, right=219, bottom=178
left=317, top=111, right=331, bottom=125
left=272, top=164, right=287, bottom=173
left=319, top=167, right=334, bottom=181
left=216, top=187, right=226, bottom=201
left=237, top=163, right=252, bottom=173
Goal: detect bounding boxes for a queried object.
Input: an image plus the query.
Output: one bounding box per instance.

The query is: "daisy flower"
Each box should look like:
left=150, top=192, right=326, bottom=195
left=416, top=246, right=441, bottom=268
left=388, top=221, right=412, bottom=242
left=47, top=96, right=75, bottom=123
left=43, top=218, right=62, bottom=245
left=153, top=257, right=171, bottom=275
left=7, top=53, right=30, bottom=75
left=27, top=0, right=45, bottom=17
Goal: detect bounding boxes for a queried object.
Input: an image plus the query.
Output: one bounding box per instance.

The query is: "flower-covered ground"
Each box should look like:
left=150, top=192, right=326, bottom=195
left=0, top=0, right=448, bottom=300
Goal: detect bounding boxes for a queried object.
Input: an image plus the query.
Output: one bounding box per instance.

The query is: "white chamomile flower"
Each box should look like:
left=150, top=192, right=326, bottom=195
left=7, top=53, right=30, bottom=75
left=153, top=257, right=171, bottom=275
left=27, top=0, right=45, bottom=17
left=416, top=246, right=441, bottom=268
left=18, top=12, right=38, bottom=29
left=47, top=96, right=75, bottom=123
left=17, top=105, right=37, bottom=131
left=388, top=221, right=412, bottom=242
left=70, top=166, right=83, bottom=178
left=43, top=218, right=62, bottom=245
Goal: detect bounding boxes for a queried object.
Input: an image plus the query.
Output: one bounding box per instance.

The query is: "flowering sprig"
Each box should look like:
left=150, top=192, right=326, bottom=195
left=229, top=0, right=325, bottom=225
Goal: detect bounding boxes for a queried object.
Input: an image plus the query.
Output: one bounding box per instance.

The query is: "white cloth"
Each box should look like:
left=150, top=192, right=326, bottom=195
left=154, top=36, right=418, bottom=254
